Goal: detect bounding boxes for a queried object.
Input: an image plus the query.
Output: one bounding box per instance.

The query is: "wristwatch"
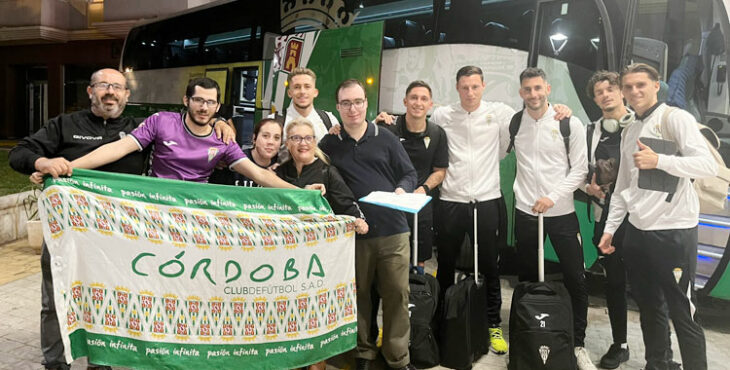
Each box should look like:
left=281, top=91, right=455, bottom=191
left=421, top=184, right=430, bottom=193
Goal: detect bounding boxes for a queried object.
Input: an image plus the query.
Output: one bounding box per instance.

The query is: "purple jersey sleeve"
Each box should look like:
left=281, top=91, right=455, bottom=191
left=223, top=141, right=247, bottom=167
left=130, top=113, right=159, bottom=150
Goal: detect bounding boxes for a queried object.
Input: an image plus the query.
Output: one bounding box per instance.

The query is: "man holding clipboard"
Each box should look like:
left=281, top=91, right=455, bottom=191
left=320, top=79, right=418, bottom=370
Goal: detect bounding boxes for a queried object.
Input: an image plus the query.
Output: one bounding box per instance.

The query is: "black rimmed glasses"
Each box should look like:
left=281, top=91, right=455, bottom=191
left=92, top=82, right=127, bottom=92
left=338, top=99, right=366, bottom=110
left=189, top=96, right=219, bottom=107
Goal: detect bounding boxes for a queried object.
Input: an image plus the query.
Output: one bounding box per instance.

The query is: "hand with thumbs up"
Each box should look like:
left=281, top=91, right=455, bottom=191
left=633, top=139, right=659, bottom=169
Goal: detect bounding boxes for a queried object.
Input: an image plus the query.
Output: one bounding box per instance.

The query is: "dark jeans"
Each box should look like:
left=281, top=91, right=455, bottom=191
left=435, top=199, right=502, bottom=327
left=515, top=210, right=588, bottom=347
left=623, top=223, right=707, bottom=370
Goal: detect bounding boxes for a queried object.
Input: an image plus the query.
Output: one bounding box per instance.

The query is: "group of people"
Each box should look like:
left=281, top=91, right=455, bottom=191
left=9, top=62, right=714, bottom=370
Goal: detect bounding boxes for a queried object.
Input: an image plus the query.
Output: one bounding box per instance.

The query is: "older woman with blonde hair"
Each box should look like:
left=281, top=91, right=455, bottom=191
left=277, top=118, right=368, bottom=234
left=277, top=118, right=367, bottom=370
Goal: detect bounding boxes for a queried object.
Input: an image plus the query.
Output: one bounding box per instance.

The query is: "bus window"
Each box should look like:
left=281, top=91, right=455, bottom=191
left=350, top=0, right=435, bottom=48
left=201, top=27, right=260, bottom=65
left=439, top=0, right=535, bottom=51
left=533, top=1, right=610, bottom=123
left=121, top=2, right=279, bottom=71
left=631, top=0, right=725, bottom=126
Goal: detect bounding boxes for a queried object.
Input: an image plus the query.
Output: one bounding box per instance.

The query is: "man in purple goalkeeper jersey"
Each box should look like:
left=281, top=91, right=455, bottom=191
left=128, top=110, right=245, bottom=182
left=66, top=77, right=315, bottom=191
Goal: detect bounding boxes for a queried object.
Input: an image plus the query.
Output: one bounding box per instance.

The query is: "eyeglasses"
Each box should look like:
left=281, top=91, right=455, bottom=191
left=288, top=135, right=315, bottom=144
left=189, top=96, right=219, bottom=107
left=338, top=99, right=366, bottom=110
left=92, top=82, right=127, bottom=92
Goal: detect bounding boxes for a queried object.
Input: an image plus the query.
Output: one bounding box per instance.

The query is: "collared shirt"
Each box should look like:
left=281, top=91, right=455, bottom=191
left=509, top=104, right=588, bottom=217
left=381, top=115, right=449, bottom=187
left=432, top=100, right=516, bottom=203
left=131, top=112, right=247, bottom=183
left=604, top=103, right=717, bottom=234
left=320, top=122, right=417, bottom=239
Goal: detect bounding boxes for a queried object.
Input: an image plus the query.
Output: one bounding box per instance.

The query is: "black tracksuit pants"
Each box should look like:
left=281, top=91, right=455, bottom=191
left=623, top=223, right=707, bottom=370
left=435, top=198, right=502, bottom=327
left=40, top=242, right=67, bottom=369
left=515, top=210, right=589, bottom=347
left=594, top=219, right=628, bottom=345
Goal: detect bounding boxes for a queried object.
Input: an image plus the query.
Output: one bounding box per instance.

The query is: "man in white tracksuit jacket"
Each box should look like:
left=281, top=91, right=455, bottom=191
left=431, top=65, right=572, bottom=355
left=599, top=63, right=716, bottom=370
left=508, top=67, right=595, bottom=370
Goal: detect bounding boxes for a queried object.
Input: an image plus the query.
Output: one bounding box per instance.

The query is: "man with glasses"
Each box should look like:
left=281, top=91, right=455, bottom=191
left=7, top=69, right=210, bottom=370
left=320, top=79, right=417, bottom=370
left=10, top=68, right=148, bottom=370
left=65, top=78, right=299, bottom=190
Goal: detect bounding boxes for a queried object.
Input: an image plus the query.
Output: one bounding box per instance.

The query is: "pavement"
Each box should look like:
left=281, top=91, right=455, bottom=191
left=2, top=238, right=730, bottom=370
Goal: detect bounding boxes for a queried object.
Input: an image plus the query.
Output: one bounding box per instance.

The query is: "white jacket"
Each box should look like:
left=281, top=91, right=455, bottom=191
left=432, top=101, right=516, bottom=203
left=510, top=105, right=588, bottom=217
left=604, top=103, right=717, bottom=234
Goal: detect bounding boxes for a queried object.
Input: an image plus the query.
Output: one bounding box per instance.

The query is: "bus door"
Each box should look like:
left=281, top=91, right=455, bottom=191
left=527, top=0, right=624, bottom=267
left=528, top=0, right=623, bottom=124
left=229, top=66, right=260, bottom=149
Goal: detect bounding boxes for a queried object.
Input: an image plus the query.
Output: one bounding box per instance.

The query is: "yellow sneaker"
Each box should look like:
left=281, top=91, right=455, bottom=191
left=489, top=327, right=508, bottom=354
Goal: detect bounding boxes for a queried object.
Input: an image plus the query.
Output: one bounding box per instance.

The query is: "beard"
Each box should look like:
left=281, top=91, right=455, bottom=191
left=293, top=100, right=312, bottom=111
left=187, top=110, right=212, bottom=126
left=91, top=93, right=125, bottom=118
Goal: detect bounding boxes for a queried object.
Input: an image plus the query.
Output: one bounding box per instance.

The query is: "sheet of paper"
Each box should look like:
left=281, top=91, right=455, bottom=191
left=359, top=191, right=432, bottom=213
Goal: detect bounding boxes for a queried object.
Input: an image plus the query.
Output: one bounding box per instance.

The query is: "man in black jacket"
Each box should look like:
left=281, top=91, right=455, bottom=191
left=9, top=68, right=143, bottom=370
left=11, top=69, right=235, bottom=370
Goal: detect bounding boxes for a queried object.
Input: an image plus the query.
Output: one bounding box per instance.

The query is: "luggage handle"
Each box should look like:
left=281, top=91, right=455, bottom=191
left=473, top=206, right=479, bottom=283
left=538, top=213, right=544, bottom=283
left=526, top=283, right=559, bottom=296
left=412, top=212, right=419, bottom=266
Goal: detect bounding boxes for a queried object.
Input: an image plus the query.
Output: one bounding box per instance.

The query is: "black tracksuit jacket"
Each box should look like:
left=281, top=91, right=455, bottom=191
left=9, top=109, right=147, bottom=175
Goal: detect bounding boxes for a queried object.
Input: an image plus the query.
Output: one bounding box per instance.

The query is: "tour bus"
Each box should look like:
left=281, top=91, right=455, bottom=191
left=120, top=0, right=730, bottom=300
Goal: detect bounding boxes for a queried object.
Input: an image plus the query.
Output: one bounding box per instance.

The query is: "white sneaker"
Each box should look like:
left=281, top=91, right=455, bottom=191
left=575, top=346, right=597, bottom=370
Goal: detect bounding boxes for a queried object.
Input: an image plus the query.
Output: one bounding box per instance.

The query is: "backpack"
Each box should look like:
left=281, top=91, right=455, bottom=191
left=506, top=110, right=572, bottom=168
left=660, top=106, right=730, bottom=214
left=274, top=108, right=333, bottom=130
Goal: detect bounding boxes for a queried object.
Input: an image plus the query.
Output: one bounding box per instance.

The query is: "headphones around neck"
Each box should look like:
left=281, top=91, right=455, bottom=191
left=600, top=110, right=635, bottom=133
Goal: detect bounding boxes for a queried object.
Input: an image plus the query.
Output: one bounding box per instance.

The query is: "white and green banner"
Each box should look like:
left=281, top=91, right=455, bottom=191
left=38, top=169, right=357, bottom=369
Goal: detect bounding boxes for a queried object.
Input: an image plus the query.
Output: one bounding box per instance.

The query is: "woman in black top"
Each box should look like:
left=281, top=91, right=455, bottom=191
left=277, top=118, right=368, bottom=235
left=208, top=118, right=282, bottom=186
